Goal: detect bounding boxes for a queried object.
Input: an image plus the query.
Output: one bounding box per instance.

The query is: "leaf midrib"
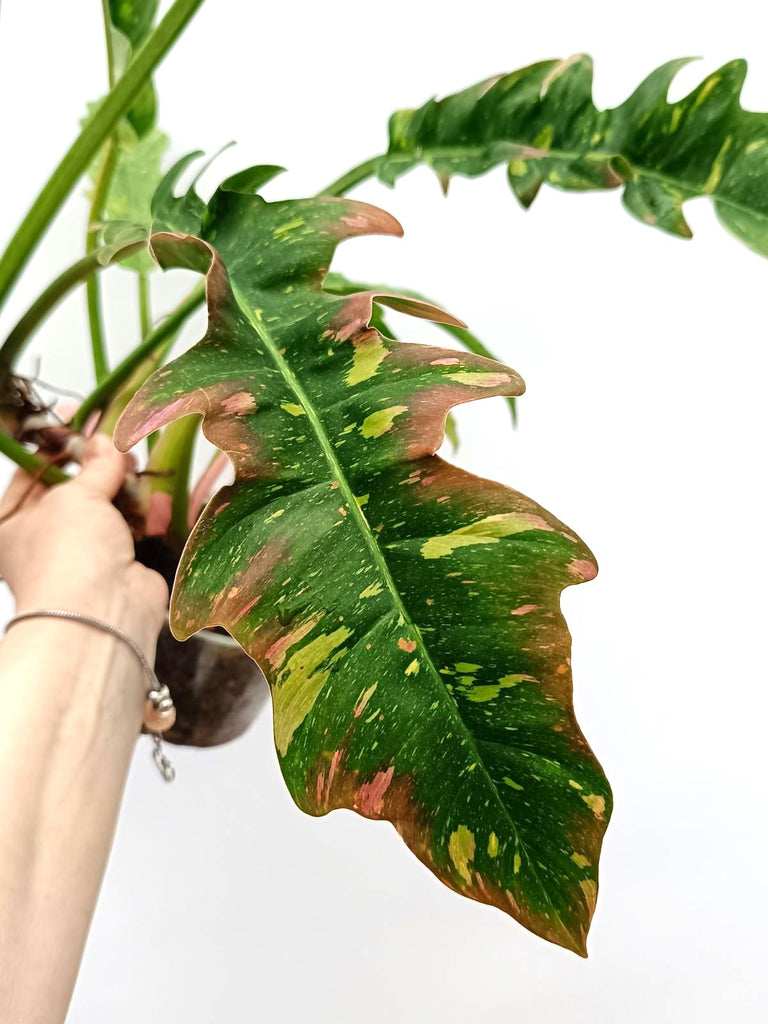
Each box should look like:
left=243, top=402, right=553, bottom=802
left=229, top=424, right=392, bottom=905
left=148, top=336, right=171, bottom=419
left=232, top=278, right=425, bottom=643
left=230, top=280, right=545, bottom=881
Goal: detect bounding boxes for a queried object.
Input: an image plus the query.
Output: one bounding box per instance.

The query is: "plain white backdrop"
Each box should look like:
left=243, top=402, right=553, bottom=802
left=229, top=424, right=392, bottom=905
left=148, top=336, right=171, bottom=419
left=1, top=1, right=767, bottom=1021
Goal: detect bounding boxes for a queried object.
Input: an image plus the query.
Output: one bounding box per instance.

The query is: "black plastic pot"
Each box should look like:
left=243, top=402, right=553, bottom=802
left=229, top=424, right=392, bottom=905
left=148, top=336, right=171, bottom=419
left=153, top=621, right=269, bottom=747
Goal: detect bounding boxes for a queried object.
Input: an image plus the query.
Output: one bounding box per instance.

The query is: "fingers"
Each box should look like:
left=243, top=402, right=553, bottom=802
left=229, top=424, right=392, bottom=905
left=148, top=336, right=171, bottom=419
left=1, top=434, right=131, bottom=516
left=71, top=434, right=129, bottom=499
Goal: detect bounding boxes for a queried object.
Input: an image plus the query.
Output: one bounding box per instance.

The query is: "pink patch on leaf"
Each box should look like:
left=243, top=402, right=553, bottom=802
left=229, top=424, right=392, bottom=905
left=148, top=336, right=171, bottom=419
left=357, top=766, right=395, bottom=816
left=430, top=357, right=461, bottom=365
left=233, top=593, right=261, bottom=622
left=138, top=396, right=188, bottom=438
left=334, top=316, right=368, bottom=342
left=398, top=637, right=417, bottom=653
left=567, top=558, right=598, bottom=581
left=265, top=613, right=323, bottom=670
left=326, top=749, right=343, bottom=805
left=221, top=391, right=257, bottom=415
left=510, top=604, right=538, bottom=616
left=341, top=214, right=375, bottom=230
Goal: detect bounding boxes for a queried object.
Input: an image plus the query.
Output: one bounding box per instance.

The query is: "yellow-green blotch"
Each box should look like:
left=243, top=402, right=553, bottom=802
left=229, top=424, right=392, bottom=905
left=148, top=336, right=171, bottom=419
left=461, top=674, right=533, bottom=703
left=272, top=627, right=352, bottom=755
left=346, top=339, right=388, bottom=386
left=360, top=405, right=408, bottom=439
left=421, top=512, right=547, bottom=559
left=702, top=135, right=732, bottom=193
left=448, top=825, right=476, bottom=883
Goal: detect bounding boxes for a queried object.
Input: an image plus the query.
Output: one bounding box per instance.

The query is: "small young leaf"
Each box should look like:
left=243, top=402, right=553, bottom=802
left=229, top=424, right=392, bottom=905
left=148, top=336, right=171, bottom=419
left=83, top=111, right=169, bottom=272
left=377, top=55, right=768, bottom=257
left=104, top=124, right=169, bottom=226
left=115, top=167, right=611, bottom=954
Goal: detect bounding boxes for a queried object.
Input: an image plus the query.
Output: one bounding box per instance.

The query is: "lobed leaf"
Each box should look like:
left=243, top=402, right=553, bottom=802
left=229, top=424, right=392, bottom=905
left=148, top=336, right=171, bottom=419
left=377, top=55, right=768, bottom=256
left=115, top=164, right=611, bottom=954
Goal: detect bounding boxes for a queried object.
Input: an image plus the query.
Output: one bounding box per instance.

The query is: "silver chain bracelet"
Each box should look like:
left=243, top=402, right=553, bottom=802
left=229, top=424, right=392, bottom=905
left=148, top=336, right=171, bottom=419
left=3, top=608, right=176, bottom=782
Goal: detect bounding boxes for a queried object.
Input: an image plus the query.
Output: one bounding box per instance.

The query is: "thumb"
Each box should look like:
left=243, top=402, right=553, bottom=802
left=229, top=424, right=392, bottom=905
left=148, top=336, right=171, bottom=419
left=71, top=434, right=128, bottom=499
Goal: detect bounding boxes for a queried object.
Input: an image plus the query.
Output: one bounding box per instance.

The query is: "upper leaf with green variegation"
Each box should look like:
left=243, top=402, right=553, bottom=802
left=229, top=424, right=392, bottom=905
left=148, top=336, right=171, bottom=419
left=376, top=55, right=768, bottom=256
left=114, top=163, right=611, bottom=954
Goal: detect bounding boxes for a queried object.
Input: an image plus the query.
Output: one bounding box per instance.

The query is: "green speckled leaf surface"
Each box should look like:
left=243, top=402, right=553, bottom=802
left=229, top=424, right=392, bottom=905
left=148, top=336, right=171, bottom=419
left=115, top=166, right=611, bottom=954
left=379, top=55, right=768, bottom=256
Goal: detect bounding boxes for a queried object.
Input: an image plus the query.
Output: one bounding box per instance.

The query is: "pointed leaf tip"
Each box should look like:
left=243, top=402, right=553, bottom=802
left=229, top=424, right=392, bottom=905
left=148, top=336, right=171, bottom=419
left=323, top=198, right=404, bottom=240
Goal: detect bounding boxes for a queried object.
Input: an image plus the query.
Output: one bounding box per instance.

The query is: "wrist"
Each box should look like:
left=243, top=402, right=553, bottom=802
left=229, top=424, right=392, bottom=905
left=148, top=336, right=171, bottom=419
left=2, top=599, right=161, bottom=726
left=12, top=580, right=164, bottom=660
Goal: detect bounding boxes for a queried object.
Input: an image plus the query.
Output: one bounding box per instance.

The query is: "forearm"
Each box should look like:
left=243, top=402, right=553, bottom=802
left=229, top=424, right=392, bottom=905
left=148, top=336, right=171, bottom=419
left=0, top=593, right=155, bottom=1024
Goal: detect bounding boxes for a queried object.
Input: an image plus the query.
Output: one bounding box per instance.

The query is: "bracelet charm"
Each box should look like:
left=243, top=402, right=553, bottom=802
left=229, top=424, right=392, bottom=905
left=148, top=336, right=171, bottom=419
left=144, top=684, right=177, bottom=733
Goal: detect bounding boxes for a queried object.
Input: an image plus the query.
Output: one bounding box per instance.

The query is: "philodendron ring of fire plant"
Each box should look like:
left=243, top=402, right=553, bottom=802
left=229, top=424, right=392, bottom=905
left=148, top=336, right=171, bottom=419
left=5, top=0, right=768, bottom=958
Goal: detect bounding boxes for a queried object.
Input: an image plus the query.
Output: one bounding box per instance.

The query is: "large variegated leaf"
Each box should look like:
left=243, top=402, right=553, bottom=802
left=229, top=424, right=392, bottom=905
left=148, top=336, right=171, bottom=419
left=115, top=168, right=611, bottom=954
left=374, top=55, right=768, bottom=256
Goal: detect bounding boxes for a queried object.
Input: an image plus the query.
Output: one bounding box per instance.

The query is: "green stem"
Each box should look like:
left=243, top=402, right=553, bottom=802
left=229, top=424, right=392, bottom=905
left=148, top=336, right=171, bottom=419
left=0, top=0, right=206, bottom=313
left=69, top=282, right=204, bottom=432
left=138, top=272, right=152, bottom=337
left=319, top=156, right=382, bottom=198
left=0, top=241, right=144, bottom=370
left=85, top=1, right=121, bottom=383
left=85, top=139, right=119, bottom=383
left=0, top=432, right=70, bottom=485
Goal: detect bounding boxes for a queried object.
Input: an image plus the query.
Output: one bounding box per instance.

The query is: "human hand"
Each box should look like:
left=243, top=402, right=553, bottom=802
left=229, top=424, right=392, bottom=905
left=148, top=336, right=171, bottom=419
left=0, top=434, right=168, bottom=654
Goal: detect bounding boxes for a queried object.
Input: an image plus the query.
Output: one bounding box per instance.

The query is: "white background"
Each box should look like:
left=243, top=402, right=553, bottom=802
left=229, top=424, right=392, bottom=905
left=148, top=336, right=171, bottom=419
left=1, top=1, right=767, bottom=1021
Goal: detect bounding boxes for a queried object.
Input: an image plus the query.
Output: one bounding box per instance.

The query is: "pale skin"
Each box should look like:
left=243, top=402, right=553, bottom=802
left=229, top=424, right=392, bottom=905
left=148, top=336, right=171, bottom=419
left=0, top=435, right=168, bottom=1024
